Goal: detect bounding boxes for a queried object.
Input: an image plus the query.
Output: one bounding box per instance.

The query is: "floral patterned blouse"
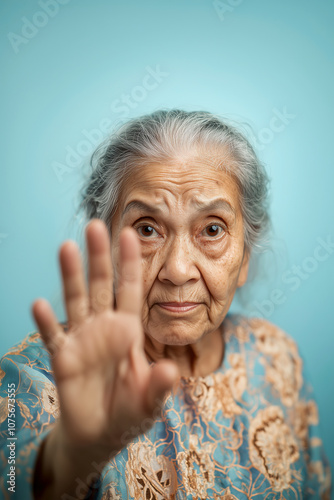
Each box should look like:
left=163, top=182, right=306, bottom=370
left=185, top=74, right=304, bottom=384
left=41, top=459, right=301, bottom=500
left=0, top=314, right=331, bottom=499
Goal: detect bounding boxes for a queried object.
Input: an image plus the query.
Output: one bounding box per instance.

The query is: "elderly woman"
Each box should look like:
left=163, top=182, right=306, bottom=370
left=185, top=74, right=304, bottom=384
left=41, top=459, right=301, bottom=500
left=0, top=110, right=331, bottom=499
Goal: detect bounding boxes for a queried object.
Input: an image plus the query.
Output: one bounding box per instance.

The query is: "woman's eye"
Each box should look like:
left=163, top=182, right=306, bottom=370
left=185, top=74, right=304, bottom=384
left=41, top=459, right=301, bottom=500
left=202, top=224, right=225, bottom=238
left=136, top=225, right=159, bottom=238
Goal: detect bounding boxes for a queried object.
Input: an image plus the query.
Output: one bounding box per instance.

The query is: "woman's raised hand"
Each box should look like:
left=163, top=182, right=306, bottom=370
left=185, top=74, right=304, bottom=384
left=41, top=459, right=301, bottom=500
left=31, top=219, right=178, bottom=476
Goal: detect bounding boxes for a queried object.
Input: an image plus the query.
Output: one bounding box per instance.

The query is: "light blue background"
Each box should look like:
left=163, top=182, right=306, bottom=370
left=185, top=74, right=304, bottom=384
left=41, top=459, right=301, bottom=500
left=1, top=0, right=333, bottom=486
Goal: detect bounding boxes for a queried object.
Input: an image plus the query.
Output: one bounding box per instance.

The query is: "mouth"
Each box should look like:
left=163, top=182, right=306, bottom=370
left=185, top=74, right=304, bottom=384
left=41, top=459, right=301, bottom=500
left=156, top=302, right=201, bottom=313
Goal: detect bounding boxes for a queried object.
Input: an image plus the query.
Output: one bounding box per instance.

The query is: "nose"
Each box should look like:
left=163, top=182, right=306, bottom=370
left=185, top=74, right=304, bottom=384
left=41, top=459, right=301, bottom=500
left=158, top=236, right=201, bottom=286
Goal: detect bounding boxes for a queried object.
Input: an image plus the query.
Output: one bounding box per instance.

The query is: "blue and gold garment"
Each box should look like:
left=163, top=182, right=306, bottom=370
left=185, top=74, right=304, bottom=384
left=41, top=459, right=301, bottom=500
left=0, top=314, right=331, bottom=499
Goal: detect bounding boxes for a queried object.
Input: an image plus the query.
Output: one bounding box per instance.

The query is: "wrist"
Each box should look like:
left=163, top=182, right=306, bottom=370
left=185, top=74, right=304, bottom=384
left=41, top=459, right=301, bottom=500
left=33, top=421, right=112, bottom=500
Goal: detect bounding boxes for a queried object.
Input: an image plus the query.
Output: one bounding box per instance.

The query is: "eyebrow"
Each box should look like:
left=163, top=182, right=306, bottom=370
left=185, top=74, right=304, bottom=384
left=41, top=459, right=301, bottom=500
left=122, top=200, right=161, bottom=218
left=192, top=198, right=236, bottom=216
left=121, top=198, right=236, bottom=218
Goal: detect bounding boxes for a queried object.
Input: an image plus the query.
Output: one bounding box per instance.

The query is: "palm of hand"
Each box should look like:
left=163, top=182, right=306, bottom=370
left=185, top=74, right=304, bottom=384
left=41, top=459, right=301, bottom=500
left=32, top=219, right=177, bottom=458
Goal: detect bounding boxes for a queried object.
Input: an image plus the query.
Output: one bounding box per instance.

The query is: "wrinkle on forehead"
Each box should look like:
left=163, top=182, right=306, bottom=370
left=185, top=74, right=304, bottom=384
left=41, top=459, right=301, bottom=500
left=126, top=173, right=240, bottom=208
left=127, top=142, right=237, bottom=185
left=121, top=195, right=237, bottom=221
left=114, top=152, right=242, bottom=224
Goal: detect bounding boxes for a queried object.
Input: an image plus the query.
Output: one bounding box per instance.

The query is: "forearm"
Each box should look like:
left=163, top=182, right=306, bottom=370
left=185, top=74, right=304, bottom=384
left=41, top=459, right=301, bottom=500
left=33, top=423, right=112, bottom=500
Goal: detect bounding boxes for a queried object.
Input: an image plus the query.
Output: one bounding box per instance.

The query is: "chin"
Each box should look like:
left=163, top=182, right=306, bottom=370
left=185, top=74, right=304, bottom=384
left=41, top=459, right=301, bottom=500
left=146, top=323, right=204, bottom=346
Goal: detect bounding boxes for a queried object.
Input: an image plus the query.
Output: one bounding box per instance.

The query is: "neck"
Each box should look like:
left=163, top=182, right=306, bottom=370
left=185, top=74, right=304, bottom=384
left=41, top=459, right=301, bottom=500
left=144, top=326, right=225, bottom=378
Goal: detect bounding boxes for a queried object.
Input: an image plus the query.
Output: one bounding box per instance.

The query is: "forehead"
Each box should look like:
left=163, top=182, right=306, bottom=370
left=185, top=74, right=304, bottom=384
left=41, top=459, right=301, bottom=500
left=118, top=157, right=241, bottom=211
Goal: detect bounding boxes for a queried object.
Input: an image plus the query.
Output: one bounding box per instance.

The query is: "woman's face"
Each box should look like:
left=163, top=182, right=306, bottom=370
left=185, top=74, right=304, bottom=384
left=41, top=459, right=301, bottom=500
left=111, top=156, right=249, bottom=346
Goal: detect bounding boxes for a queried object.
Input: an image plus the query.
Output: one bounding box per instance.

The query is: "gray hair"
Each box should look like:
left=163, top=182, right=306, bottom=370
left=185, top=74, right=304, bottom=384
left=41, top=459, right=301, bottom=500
left=76, top=109, right=270, bottom=255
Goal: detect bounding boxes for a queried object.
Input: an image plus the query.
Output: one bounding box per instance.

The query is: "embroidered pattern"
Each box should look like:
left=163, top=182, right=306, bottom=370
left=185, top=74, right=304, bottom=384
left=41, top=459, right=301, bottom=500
left=0, top=314, right=331, bottom=499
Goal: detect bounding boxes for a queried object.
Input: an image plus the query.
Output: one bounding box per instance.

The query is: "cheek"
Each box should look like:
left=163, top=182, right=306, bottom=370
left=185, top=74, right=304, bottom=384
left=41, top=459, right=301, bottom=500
left=203, top=266, right=228, bottom=301
left=204, top=253, right=244, bottom=300
left=141, top=255, right=160, bottom=301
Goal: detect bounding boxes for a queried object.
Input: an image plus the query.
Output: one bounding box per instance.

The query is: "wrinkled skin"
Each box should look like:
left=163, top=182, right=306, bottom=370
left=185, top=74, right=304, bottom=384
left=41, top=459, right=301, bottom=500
left=31, top=152, right=249, bottom=499
left=111, top=155, right=249, bottom=376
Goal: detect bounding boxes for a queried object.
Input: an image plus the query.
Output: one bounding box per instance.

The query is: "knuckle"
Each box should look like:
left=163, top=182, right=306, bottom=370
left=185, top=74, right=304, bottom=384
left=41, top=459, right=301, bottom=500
left=121, top=270, right=138, bottom=283
left=92, top=288, right=112, bottom=309
left=90, top=269, right=111, bottom=281
left=47, top=333, right=68, bottom=359
left=65, top=287, right=84, bottom=302
left=74, top=298, right=89, bottom=317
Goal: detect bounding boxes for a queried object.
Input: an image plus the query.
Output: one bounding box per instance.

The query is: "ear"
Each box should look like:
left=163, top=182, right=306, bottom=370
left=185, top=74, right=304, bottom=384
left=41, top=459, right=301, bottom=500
left=237, top=248, right=250, bottom=288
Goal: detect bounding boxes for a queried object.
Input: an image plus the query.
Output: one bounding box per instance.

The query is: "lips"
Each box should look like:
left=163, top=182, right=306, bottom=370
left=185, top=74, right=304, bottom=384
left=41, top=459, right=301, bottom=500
left=157, top=302, right=200, bottom=313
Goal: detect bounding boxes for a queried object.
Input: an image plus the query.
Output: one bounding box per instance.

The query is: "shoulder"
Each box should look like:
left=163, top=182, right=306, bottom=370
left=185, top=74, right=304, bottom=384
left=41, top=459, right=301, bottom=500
left=0, top=328, right=60, bottom=419
left=223, top=313, right=301, bottom=367
left=224, top=314, right=303, bottom=407
left=0, top=323, right=63, bottom=377
left=248, top=316, right=300, bottom=360
left=1, top=321, right=67, bottom=363
left=224, top=313, right=299, bottom=355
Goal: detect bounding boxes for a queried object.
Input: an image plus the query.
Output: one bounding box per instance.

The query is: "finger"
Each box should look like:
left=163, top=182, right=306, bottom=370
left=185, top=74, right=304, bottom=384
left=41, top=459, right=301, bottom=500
left=31, top=299, right=67, bottom=358
left=86, top=219, right=113, bottom=314
left=59, top=240, right=89, bottom=328
left=116, top=227, right=143, bottom=315
left=145, top=360, right=179, bottom=415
